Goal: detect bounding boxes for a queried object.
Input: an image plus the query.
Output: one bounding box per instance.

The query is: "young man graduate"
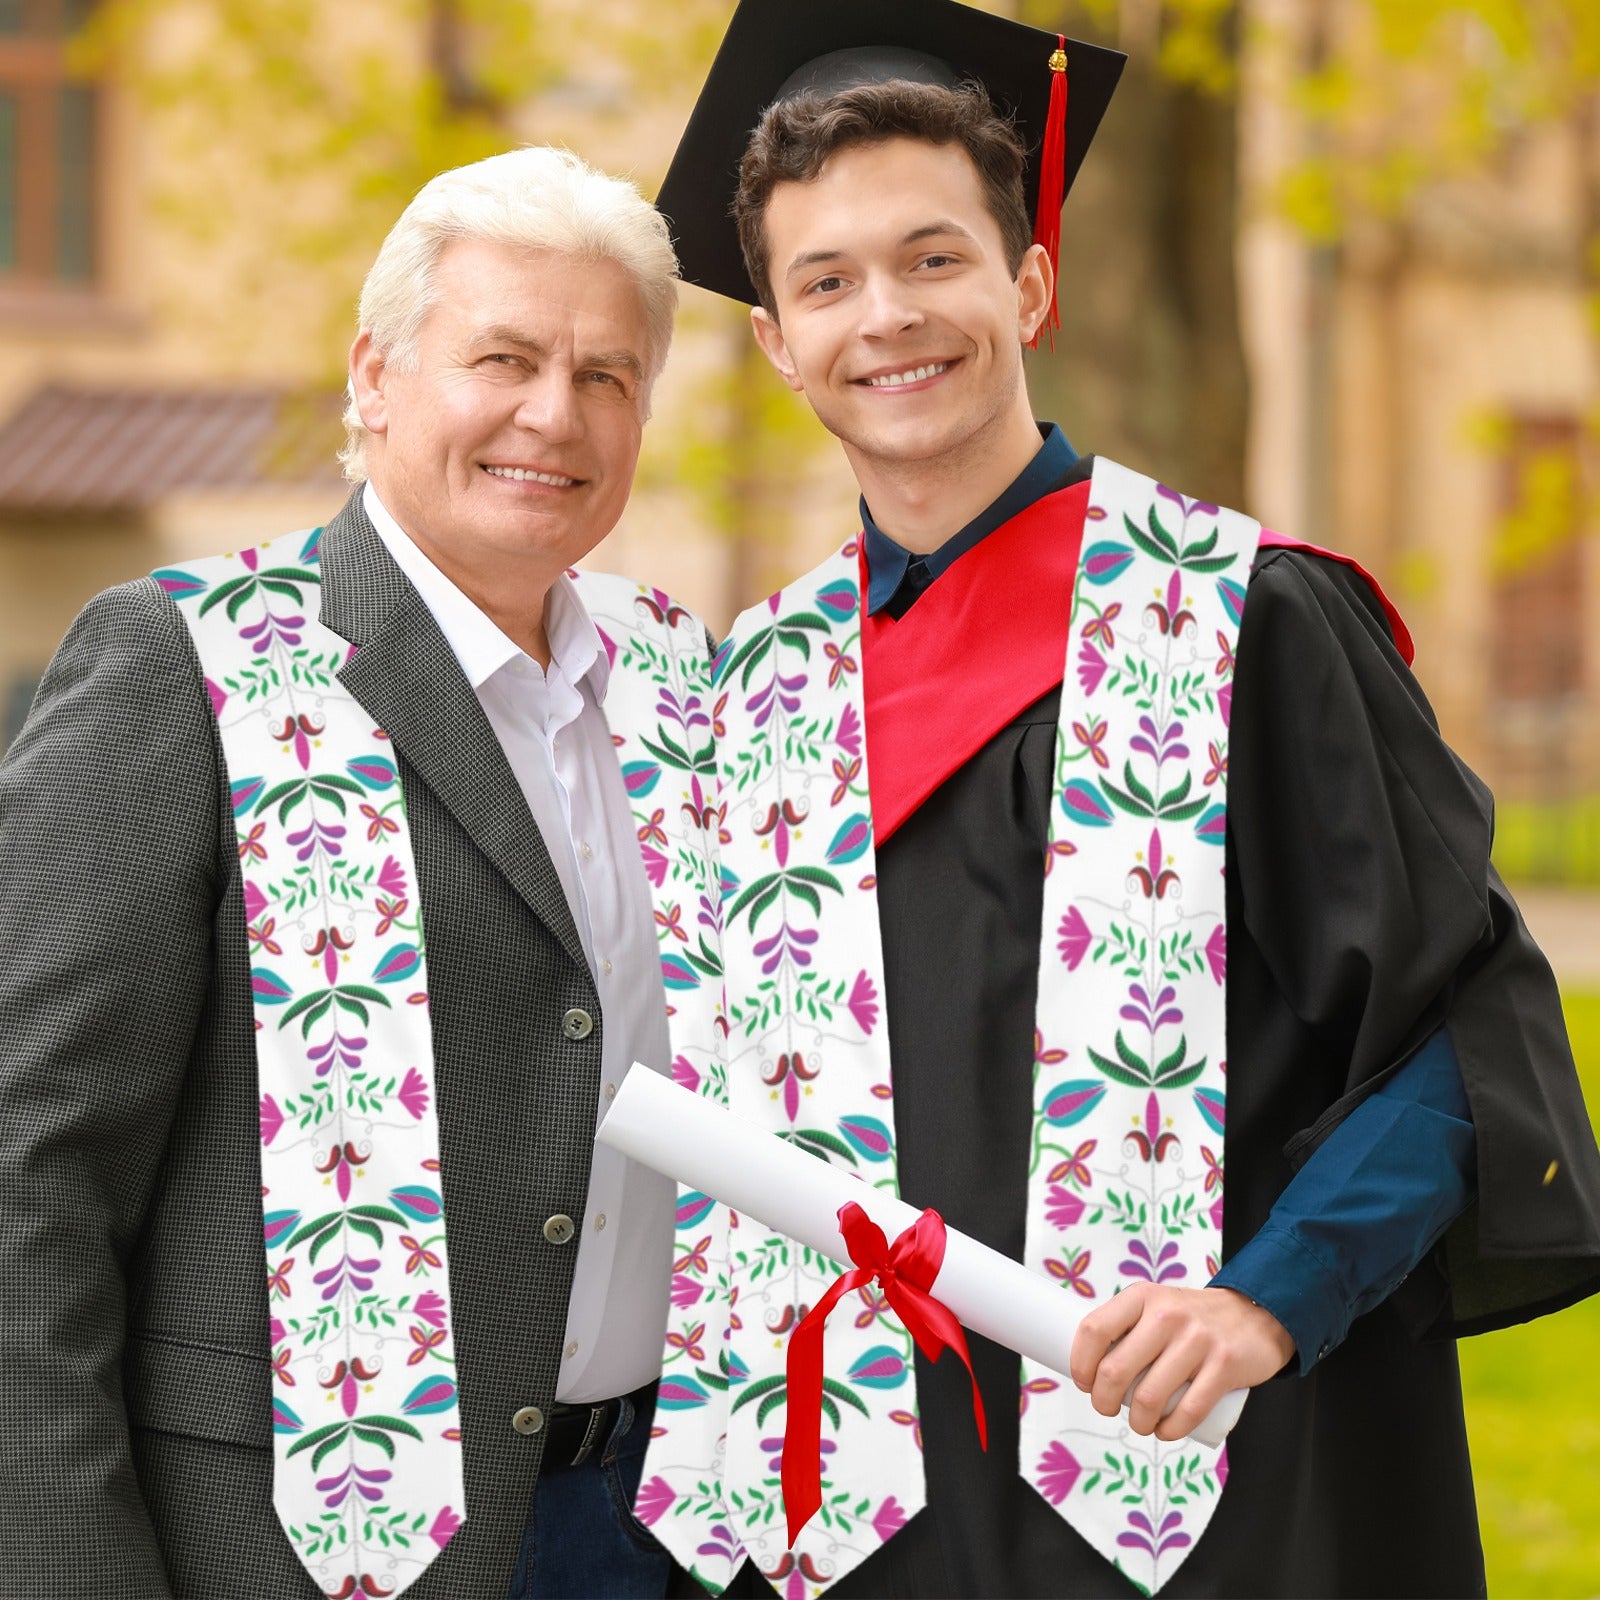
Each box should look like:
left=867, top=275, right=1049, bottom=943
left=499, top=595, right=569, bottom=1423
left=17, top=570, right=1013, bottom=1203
left=632, top=3, right=1600, bottom=1596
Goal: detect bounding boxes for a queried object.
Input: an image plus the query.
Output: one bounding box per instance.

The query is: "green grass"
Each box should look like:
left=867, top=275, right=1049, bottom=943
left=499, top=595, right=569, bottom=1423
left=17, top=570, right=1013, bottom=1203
left=1460, top=990, right=1600, bottom=1597
left=1492, top=799, right=1600, bottom=887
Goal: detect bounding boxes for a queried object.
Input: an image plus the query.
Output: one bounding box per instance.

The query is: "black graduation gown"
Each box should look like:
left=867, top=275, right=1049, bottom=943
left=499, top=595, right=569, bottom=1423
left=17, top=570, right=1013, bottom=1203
left=719, top=527, right=1600, bottom=1598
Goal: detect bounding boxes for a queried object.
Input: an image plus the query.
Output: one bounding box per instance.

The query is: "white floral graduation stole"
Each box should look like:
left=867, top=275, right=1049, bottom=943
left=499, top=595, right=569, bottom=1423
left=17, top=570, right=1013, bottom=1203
left=649, top=458, right=1257, bottom=1598
left=156, top=537, right=724, bottom=1600
left=1018, top=460, right=1256, bottom=1592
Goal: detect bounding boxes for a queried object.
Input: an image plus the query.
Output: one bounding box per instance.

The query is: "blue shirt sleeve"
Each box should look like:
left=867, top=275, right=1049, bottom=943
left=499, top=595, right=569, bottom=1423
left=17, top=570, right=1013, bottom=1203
left=1209, top=1025, right=1476, bottom=1372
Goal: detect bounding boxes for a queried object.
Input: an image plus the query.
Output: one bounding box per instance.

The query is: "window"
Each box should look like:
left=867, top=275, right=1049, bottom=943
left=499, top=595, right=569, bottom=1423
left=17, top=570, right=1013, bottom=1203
left=0, top=0, right=97, bottom=284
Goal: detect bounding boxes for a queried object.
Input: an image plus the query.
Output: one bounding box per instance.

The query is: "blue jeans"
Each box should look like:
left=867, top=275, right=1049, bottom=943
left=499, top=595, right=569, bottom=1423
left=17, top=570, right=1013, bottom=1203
left=509, top=1385, right=672, bottom=1599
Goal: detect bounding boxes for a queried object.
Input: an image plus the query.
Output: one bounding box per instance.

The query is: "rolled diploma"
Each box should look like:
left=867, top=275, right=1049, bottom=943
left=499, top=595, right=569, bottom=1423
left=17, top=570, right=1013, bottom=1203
left=599, top=1065, right=1245, bottom=1448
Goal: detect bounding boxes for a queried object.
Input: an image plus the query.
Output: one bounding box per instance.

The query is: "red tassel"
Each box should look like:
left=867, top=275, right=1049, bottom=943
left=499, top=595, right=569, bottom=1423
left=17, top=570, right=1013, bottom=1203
left=1029, top=36, right=1069, bottom=352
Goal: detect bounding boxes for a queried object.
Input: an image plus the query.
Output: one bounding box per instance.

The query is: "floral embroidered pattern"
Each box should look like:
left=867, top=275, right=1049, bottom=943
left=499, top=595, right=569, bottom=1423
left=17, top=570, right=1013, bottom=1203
left=569, top=573, right=742, bottom=1597
left=161, top=542, right=728, bottom=1600
left=159, top=531, right=465, bottom=1598
left=1022, top=459, right=1257, bottom=1593
left=656, top=458, right=1257, bottom=1598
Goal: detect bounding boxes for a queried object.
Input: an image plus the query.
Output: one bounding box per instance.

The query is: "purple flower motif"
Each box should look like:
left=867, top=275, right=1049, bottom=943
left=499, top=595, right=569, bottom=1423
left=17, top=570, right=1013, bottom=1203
left=1156, top=483, right=1219, bottom=518
left=1077, top=639, right=1108, bottom=696
left=286, top=817, right=346, bottom=865
left=753, top=921, right=818, bottom=976
left=308, top=1030, right=366, bottom=1076
left=634, top=1476, right=678, bottom=1528
left=1205, top=923, right=1227, bottom=984
left=1117, top=1507, right=1191, bottom=1558
left=873, top=1496, right=909, bottom=1542
left=239, top=610, right=305, bottom=656
left=848, top=970, right=880, bottom=1035
left=1121, top=1238, right=1187, bottom=1284
left=761, top=1435, right=833, bottom=1478
left=1036, top=1440, right=1081, bottom=1504
left=1121, top=982, right=1183, bottom=1035
left=1129, top=715, right=1189, bottom=766
left=1057, top=906, right=1092, bottom=970
left=695, top=1524, right=743, bottom=1564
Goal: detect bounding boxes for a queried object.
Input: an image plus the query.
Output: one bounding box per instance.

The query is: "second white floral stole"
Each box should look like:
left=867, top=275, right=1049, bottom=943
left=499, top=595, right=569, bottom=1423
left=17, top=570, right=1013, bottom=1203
left=634, top=457, right=1258, bottom=1597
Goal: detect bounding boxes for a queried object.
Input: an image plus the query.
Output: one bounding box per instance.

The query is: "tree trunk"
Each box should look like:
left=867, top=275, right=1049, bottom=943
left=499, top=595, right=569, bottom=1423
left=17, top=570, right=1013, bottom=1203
left=1027, top=11, right=1250, bottom=510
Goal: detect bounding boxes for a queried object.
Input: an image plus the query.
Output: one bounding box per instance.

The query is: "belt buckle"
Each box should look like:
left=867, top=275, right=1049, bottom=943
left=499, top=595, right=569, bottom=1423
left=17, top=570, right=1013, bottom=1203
left=568, top=1401, right=608, bottom=1467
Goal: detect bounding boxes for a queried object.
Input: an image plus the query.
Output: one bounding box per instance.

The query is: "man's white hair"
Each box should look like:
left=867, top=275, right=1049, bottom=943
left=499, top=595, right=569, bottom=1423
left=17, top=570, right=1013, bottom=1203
left=340, top=145, right=679, bottom=482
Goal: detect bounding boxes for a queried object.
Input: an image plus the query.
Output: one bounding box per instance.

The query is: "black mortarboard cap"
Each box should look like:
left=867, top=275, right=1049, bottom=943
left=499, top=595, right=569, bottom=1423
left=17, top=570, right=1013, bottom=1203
left=657, top=0, right=1127, bottom=310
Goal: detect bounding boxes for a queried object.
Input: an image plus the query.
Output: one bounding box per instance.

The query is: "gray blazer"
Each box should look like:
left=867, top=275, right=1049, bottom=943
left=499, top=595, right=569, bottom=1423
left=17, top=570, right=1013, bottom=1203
left=0, top=494, right=613, bottom=1596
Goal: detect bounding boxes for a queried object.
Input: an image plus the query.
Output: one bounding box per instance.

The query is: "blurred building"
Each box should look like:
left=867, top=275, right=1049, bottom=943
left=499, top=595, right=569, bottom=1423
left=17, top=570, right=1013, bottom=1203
left=1239, top=0, right=1600, bottom=870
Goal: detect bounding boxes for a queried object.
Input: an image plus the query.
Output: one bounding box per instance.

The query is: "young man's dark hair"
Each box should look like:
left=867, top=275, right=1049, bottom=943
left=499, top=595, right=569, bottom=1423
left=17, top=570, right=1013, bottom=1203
left=734, top=78, right=1032, bottom=316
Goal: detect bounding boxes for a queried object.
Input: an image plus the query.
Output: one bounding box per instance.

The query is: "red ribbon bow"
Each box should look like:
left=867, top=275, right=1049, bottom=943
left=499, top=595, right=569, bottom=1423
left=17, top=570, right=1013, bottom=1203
left=782, top=1202, right=987, bottom=1548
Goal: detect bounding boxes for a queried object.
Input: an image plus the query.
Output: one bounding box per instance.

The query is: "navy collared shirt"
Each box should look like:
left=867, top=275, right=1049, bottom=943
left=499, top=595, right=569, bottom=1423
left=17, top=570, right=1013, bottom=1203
left=863, top=423, right=1078, bottom=618
left=859, top=422, right=1478, bottom=1370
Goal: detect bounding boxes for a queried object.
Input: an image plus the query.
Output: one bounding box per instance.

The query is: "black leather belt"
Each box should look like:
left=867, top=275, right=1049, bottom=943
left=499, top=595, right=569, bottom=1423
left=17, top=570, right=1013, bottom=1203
left=543, top=1380, right=657, bottom=1469
left=543, top=1396, right=622, bottom=1469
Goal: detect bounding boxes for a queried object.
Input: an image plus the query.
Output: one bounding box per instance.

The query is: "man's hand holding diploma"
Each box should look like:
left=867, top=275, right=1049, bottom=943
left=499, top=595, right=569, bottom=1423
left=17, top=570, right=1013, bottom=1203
left=1072, top=1283, right=1296, bottom=1442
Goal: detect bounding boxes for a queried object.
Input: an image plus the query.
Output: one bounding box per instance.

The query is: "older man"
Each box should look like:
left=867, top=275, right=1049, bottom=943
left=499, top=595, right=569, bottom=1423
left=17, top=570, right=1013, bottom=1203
left=0, top=148, right=720, bottom=1600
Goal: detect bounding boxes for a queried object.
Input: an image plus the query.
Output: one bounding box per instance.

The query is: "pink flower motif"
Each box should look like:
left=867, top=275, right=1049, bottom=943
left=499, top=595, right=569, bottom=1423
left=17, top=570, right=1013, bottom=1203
left=1045, top=1185, right=1084, bottom=1231
left=1045, top=1249, right=1095, bottom=1298
left=1077, top=639, right=1108, bottom=696
left=872, top=1496, right=909, bottom=1542
left=847, top=969, right=880, bottom=1035
left=671, top=1273, right=704, bottom=1308
left=1057, top=906, right=1092, bottom=970
left=398, top=1067, right=429, bottom=1120
left=205, top=676, right=228, bottom=717
left=1072, top=718, right=1109, bottom=769
left=259, top=1094, right=283, bottom=1147
left=429, top=1505, right=463, bottom=1549
left=640, top=845, right=669, bottom=888
left=1216, top=1445, right=1229, bottom=1489
left=377, top=855, right=408, bottom=899
left=414, top=1290, right=447, bottom=1328
left=836, top=702, right=862, bottom=758
left=1218, top=681, right=1233, bottom=728
left=1205, top=923, right=1227, bottom=985
left=243, top=879, right=268, bottom=922
left=633, top=1476, right=677, bottom=1527
left=1211, top=1194, right=1226, bottom=1232
left=671, top=1055, right=700, bottom=1092
left=1036, top=1440, right=1081, bottom=1504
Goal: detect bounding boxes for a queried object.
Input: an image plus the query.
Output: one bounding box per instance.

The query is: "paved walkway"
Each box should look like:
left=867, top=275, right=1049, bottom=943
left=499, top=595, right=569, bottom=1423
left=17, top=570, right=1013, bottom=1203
left=1506, top=885, right=1600, bottom=990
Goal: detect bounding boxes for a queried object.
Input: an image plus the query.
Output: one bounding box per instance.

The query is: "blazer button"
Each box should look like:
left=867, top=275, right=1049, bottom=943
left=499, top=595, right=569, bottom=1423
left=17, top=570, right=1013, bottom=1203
left=561, top=1007, right=594, bottom=1041
left=512, top=1405, right=545, bottom=1436
left=543, top=1214, right=576, bottom=1245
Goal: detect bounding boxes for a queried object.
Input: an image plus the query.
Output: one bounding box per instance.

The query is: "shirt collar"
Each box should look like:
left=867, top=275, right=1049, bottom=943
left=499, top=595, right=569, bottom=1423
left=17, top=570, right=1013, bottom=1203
left=361, top=481, right=608, bottom=702
left=862, top=422, right=1078, bottom=616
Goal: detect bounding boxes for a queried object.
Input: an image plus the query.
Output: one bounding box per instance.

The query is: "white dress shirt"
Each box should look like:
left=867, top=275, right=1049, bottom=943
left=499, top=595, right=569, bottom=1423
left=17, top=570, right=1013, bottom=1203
left=364, top=483, right=673, bottom=1403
